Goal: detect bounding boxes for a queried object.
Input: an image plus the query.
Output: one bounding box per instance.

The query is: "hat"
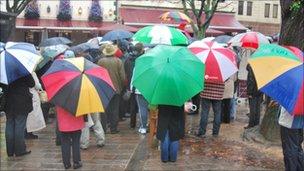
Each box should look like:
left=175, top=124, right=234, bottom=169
left=102, top=44, right=117, bottom=57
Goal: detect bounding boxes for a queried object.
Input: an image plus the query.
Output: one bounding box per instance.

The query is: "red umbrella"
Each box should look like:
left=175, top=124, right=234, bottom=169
left=188, top=41, right=237, bottom=83
left=283, top=46, right=304, bottom=62
left=229, top=32, right=270, bottom=49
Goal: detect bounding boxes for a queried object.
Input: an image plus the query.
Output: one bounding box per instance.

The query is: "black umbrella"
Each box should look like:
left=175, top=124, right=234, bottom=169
left=40, top=37, right=72, bottom=47
left=213, top=35, right=232, bottom=44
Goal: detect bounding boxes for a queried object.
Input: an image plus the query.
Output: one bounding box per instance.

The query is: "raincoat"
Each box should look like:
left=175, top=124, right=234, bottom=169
left=56, top=107, right=85, bottom=132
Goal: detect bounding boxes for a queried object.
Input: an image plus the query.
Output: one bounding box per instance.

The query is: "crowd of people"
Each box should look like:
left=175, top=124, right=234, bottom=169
left=0, top=37, right=303, bottom=170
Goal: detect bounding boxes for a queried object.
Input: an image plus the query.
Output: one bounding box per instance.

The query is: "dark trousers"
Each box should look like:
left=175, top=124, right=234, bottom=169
left=5, top=113, right=28, bottom=156
left=41, top=102, right=52, bottom=122
left=221, top=98, right=232, bottom=123
left=105, top=94, right=120, bottom=132
left=129, top=93, right=138, bottom=128
left=60, top=130, right=81, bottom=166
left=248, top=95, right=263, bottom=127
left=199, top=98, right=222, bottom=135
left=280, top=126, right=304, bottom=171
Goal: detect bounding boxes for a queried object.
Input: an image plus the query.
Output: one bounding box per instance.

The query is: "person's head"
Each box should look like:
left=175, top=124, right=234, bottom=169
left=102, top=44, right=118, bottom=57
left=133, top=43, right=144, bottom=56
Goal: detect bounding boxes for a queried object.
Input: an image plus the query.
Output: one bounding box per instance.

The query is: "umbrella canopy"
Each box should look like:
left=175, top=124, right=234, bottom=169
left=213, top=35, right=232, bottom=44
left=228, top=32, right=269, bottom=49
left=283, top=46, right=304, bottom=62
left=40, top=37, right=72, bottom=47
left=102, top=29, right=134, bottom=41
left=70, top=42, right=99, bottom=54
left=39, top=44, right=69, bottom=69
left=132, top=25, right=188, bottom=46
left=132, top=45, right=205, bottom=106
left=87, top=37, right=103, bottom=46
left=42, top=57, right=116, bottom=117
left=0, top=42, right=42, bottom=84
left=0, top=42, right=5, bottom=52
left=188, top=41, right=237, bottom=83
left=160, top=11, right=191, bottom=23
left=248, top=44, right=303, bottom=116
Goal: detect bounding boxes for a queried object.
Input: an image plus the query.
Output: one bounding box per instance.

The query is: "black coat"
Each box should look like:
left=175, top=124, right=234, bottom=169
left=5, top=75, right=35, bottom=115
left=156, top=105, right=185, bottom=142
left=246, top=65, right=262, bottom=97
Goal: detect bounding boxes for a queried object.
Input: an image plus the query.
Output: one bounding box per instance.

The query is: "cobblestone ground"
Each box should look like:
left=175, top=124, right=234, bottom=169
left=0, top=103, right=284, bottom=171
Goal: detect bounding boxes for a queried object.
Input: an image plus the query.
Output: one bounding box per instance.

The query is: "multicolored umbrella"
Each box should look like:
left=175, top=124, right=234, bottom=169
left=42, top=57, right=116, bottom=117
left=132, top=45, right=205, bottom=106
left=248, top=44, right=303, bottom=116
left=0, top=42, right=42, bottom=84
left=228, top=32, right=269, bottom=49
left=132, top=25, right=188, bottom=46
left=188, top=41, right=237, bottom=83
left=160, top=11, right=191, bottom=23
left=283, top=46, right=304, bottom=62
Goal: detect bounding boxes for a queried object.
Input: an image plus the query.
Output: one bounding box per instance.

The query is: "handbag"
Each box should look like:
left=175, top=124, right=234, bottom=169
left=38, top=90, right=48, bottom=103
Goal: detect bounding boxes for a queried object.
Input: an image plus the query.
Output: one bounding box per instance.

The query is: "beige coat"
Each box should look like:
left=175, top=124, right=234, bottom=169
left=223, top=74, right=237, bottom=99
left=98, top=56, right=126, bottom=94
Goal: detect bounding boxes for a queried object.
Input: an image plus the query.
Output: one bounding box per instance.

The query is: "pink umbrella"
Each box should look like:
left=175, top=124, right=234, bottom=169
left=228, top=31, right=270, bottom=49
left=188, top=41, right=238, bottom=83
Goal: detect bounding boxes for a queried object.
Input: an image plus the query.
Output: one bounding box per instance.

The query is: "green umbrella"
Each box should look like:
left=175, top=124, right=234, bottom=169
left=132, top=25, right=188, bottom=46
left=38, top=44, right=69, bottom=69
left=132, top=45, right=205, bottom=106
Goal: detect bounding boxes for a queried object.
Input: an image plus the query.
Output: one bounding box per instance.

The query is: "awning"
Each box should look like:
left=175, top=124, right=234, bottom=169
left=120, top=7, right=247, bottom=33
left=97, top=23, right=139, bottom=33
left=15, top=18, right=116, bottom=31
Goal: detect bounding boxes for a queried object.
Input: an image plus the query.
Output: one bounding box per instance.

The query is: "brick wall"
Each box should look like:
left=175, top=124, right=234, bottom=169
left=239, top=21, right=280, bottom=36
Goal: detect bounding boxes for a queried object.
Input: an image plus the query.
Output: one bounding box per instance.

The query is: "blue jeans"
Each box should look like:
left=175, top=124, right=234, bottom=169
left=161, top=131, right=179, bottom=162
left=198, top=98, right=222, bottom=135
left=5, top=113, right=28, bottom=156
left=136, top=94, right=149, bottom=130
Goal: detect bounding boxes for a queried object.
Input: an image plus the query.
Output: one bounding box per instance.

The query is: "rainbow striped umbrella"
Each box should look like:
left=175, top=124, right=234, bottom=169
left=248, top=44, right=303, bottom=116
left=42, top=57, right=116, bottom=117
left=160, top=11, right=192, bottom=23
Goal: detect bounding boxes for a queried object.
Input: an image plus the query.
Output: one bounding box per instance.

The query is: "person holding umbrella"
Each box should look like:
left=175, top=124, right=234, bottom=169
left=131, top=45, right=205, bottom=162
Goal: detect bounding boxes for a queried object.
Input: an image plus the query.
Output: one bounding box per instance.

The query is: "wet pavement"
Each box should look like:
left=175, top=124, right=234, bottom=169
left=0, top=104, right=284, bottom=170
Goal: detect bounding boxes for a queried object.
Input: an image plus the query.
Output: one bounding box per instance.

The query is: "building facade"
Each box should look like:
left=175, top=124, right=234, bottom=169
left=235, top=0, right=281, bottom=36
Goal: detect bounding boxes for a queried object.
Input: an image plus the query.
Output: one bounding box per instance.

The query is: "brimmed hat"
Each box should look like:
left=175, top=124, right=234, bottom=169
left=102, top=44, right=117, bottom=57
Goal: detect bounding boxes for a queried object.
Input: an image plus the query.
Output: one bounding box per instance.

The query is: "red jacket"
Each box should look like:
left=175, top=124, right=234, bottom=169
left=56, top=106, right=84, bottom=132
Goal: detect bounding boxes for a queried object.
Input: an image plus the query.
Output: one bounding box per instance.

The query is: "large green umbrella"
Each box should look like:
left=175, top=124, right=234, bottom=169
left=132, top=45, right=205, bottom=106
left=132, top=25, right=188, bottom=46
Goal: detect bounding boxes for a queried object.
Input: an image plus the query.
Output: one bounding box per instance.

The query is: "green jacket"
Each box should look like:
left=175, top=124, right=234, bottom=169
left=98, top=56, right=126, bottom=94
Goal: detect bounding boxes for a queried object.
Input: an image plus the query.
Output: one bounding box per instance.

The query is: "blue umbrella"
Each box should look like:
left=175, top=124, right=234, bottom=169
left=40, top=37, right=72, bottom=47
left=38, top=44, right=69, bottom=69
left=0, top=42, right=5, bottom=52
left=102, top=29, right=134, bottom=41
left=0, top=42, right=42, bottom=84
left=70, top=42, right=99, bottom=54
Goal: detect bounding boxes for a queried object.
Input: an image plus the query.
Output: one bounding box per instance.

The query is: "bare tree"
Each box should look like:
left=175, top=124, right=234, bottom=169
left=0, top=0, right=32, bottom=42
left=181, top=0, right=220, bottom=39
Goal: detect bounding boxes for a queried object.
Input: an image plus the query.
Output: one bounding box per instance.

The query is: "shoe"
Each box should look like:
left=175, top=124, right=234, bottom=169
left=73, top=162, right=82, bottom=169
left=97, top=144, right=105, bottom=148
left=15, top=150, right=31, bottom=157
left=64, top=163, right=71, bottom=169
left=161, top=160, right=168, bottom=163
left=196, top=132, right=206, bottom=138
left=25, top=133, right=38, bottom=139
left=244, top=125, right=253, bottom=129
left=169, top=160, right=176, bottom=162
left=110, top=130, right=120, bottom=134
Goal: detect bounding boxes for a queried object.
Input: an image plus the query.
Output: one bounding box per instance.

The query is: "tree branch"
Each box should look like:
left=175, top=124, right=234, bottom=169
left=202, top=0, right=219, bottom=28
left=16, top=0, right=31, bottom=14
left=6, top=0, right=12, bottom=12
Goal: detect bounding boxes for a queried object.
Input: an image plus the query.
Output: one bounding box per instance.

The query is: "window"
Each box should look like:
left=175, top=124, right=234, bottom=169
left=238, top=1, right=244, bottom=15
left=273, top=4, right=278, bottom=18
left=265, top=3, right=270, bottom=18
left=247, top=1, right=253, bottom=16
